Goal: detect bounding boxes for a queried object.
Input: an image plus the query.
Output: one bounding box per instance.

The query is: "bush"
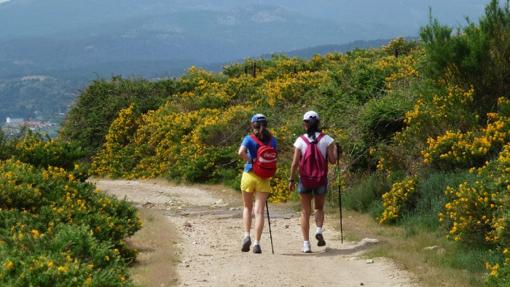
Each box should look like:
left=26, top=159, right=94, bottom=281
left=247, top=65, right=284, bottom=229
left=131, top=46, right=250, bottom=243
left=0, top=223, right=132, bottom=287
left=8, top=130, right=86, bottom=171
left=379, top=176, right=418, bottom=224
left=344, top=173, right=391, bottom=213
left=0, top=159, right=141, bottom=286
left=413, top=171, right=474, bottom=228
left=0, top=130, right=8, bottom=160
left=420, top=0, right=510, bottom=118
left=60, top=77, right=176, bottom=157
left=360, top=91, right=414, bottom=145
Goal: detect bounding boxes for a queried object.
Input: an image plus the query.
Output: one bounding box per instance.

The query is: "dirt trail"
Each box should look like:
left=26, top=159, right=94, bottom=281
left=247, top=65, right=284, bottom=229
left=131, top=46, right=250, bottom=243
left=95, top=179, right=419, bottom=287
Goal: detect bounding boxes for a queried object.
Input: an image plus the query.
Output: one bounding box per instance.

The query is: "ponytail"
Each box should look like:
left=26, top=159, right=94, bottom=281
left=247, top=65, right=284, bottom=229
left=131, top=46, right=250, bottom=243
left=306, top=118, right=320, bottom=142
left=261, top=128, right=271, bottom=142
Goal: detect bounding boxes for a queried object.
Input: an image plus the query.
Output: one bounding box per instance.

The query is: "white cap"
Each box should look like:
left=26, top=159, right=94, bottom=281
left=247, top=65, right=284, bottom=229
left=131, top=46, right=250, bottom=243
left=303, top=111, right=319, bottom=121
left=251, top=113, right=267, bottom=123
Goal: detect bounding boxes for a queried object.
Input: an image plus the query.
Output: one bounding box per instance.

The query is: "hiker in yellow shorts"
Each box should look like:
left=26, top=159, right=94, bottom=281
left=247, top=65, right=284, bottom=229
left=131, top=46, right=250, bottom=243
left=238, top=114, right=277, bottom=254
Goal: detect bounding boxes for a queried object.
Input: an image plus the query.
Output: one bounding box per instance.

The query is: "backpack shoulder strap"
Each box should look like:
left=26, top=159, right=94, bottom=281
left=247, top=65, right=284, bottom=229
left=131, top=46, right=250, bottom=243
left=315, top=132, right=325, bottom=143
left=300, top=134, right=311, bottom=145
left=301, top=133, right=324, bottom=144
left=250, top=134, right=270, bottom=147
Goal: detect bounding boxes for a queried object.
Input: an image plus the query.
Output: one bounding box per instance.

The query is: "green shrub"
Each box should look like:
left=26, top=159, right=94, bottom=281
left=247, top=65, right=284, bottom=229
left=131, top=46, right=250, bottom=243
left=0, top=159, right=141, bottom=286
left=487, top=259, right=510, bottom=287
left=0, top=130, right=7, bottom=160
left=410, top=171, right=476, bottom=229
left=8, top=130, right=86, bottom=170
left=0, top=222, right=133, bottom=287
left=420, top=0, right=510, bottom=118
left=360, top=91, right=414, bottom=145
left=343, top=173, right=391, bottom=213
left=60, top=77, right=176, bottom=157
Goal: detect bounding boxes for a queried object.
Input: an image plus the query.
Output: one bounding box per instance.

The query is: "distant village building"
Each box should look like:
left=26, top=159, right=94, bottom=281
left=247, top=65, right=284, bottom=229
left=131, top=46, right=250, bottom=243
left=6, top=117, right=23, bottom=124
left=4, top=117, right=53, bottom=130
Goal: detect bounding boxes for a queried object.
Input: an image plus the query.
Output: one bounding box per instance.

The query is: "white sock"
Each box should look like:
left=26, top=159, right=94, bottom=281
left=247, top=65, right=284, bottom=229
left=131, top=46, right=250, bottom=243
left=303, top=241, right=311, bottom=252
left=244, top=232, right=250, bottom=238
left=253, top=240, right=260, bottom=246
left=316, top=227, right=323, bottom=234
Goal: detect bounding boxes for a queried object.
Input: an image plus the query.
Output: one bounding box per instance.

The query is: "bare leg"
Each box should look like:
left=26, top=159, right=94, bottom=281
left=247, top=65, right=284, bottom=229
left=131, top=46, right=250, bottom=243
left=242, top=191, right=254, bottom=234
left=254, top=192, right=269, bottom=241
left=314, top=194, right=325, bottom=228
left=300, top=193, right=313, bottom=241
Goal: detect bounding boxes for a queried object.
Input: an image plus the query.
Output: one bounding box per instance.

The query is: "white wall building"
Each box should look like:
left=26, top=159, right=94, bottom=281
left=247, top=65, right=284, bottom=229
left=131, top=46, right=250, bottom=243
left=6, top=117, right=23, bottom=124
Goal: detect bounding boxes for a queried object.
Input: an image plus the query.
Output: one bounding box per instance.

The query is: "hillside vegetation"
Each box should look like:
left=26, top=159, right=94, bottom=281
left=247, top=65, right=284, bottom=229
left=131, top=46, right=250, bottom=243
left=61, top=1, right=510, bottom=285
left=0, top=130, right=141, bottom=286
left=74, top=40, right=419, bottom=203
left=3, top=0, right=510, bottom=285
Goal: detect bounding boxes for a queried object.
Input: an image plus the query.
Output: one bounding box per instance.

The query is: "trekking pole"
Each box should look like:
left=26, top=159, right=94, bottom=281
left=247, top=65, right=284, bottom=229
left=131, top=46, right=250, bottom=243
left=265, top=200, right=275, bottom=254
left=336, top=143, right=344, bottom=244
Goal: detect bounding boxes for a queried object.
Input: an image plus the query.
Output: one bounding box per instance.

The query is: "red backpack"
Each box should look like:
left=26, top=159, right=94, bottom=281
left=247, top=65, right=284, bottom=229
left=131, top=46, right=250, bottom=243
left=250, top=134, right=278, bottom=179
left=300, top=133, right=328, bottom=188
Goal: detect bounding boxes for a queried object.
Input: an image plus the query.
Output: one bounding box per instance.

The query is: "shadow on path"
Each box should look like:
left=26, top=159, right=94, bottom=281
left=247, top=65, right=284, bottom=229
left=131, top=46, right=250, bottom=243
left=281, top=238, right=380, bottom=257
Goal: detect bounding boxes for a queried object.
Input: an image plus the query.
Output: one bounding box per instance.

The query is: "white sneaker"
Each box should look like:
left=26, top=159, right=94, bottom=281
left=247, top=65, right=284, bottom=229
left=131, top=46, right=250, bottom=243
left=303, top=241, right=312, bottom=253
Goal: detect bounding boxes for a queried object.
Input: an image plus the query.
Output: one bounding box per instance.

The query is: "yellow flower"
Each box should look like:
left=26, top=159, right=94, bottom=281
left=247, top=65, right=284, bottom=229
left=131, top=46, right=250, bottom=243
left=31, top=229, right=41, bottom=238
left=57, top=265, right=69, bottom=273
left=3, top=260, right=14, bottom=271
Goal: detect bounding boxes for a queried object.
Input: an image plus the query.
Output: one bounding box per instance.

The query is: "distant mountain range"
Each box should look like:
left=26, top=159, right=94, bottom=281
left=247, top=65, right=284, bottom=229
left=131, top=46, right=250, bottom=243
left=0, top=0, right=489, bottom=122
left=0, top=39, right=392, bottom=122
left=0, top=0, right=487, bottom=79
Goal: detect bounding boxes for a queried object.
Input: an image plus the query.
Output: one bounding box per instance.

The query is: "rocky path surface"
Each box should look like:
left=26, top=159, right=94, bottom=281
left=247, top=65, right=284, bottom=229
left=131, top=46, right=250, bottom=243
left=95, top=179, right=419, bottom=287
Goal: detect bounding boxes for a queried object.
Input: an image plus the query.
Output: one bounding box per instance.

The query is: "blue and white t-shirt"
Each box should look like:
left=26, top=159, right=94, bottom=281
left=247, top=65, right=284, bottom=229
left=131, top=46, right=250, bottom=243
left=240, top=135, right=278, bottom=173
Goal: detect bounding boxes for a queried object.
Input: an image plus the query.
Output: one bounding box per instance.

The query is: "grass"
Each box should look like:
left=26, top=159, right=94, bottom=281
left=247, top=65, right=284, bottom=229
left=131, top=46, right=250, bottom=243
left=328, top=209, right=491, bottom=287
left=127, top=208, right=179, bottom=287
left=341, top=173, right=390, bottom=213
left=327, top=170, right=493, bottom=286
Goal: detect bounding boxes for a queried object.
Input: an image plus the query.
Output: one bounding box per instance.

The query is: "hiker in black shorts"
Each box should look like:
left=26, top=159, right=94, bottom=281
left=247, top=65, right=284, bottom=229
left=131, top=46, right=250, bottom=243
left=288, top=111, right=337, bottom=253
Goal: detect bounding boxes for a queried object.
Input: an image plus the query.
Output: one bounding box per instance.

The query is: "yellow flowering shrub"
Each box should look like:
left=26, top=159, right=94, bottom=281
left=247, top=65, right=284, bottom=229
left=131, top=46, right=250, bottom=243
left=90, top=39, right=422, bottom=205
left=264, top=70, right=329, bottom=107
left=371, top=84, right=478, bottom=175
left=374, top=48, right=420, bottom=91
left=0, top=159, right=140, bottom=286
left=379, top=176, right=418, bottom=224
left=423, top=97, right=510, bottom=170
left=91, top=104, right=141, bottom=177
left=225, top=74, right=266, bottom=103
left=440, top=141, right=510, bottom=246
left=403, top=84, right=476, bottom=140
left=269, top=166, right=292, bottom=203
left=486, top=247, right=510, bottom=285
left=93, top=103, right=254, bottom=180
left=4, top=130, right=87, bottom=174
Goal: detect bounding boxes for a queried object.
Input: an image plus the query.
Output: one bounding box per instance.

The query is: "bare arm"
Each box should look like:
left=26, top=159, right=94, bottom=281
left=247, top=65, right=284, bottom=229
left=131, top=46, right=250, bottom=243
left=238, top=145, right=250, bottom=162
left=288, top=148, right=301, bottom=191
left=327, top=142, right=337, bottom=164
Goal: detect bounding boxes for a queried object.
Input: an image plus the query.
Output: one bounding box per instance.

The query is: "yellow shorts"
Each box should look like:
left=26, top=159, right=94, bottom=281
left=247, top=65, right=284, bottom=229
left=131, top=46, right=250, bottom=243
left=240, top=172, right=271, bottom=193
